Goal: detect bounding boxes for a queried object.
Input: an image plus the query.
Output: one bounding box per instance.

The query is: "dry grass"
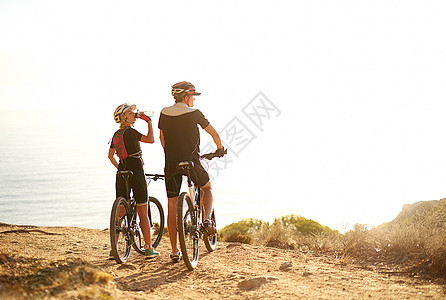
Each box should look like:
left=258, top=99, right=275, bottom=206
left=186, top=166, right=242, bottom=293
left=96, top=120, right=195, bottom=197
left=220, top=206, right=446, bottom=278
left=0, top=257, right=113, bottom=299
left=325, top=208, right=446, bottom=277
left=251, top=222, right=343, bottom=252
left=370, top=208, right=446, bottom=276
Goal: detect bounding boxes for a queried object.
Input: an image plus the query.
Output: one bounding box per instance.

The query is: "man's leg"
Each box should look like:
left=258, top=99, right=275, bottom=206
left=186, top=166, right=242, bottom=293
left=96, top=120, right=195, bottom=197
left=201, top=181, right=213, bottom=221
left=167, top=196, right=179, bottom=254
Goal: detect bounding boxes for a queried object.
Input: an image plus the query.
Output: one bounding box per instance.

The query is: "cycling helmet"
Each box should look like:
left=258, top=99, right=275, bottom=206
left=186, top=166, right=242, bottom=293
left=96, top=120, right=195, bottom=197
left=171, top=81, right=201, bottom=96
left=113, top=103, right=136, bottom=123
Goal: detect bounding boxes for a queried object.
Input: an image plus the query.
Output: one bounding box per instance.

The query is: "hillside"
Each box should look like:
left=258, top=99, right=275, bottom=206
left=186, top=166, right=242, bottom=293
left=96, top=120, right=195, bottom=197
left=0, top=223, right=445, bottom=299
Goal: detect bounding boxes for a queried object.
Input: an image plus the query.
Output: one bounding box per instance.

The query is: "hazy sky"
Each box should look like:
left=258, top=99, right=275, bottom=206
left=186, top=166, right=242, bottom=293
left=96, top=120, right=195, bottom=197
left=1, top=1, right=446, bottom=230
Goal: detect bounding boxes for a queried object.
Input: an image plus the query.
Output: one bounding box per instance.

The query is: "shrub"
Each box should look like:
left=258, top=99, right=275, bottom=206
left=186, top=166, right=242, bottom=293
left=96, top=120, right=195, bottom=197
left=252, top=222, right=296, bottom=249
left=219, top=218, right=267, bottom=244
left=220, top=215, right=341, bottom=251
left=253, top=220, right=342, bottom=251
left=340, top=224, right=376, bottom=263
left=272, top=214, right=335, bottom=235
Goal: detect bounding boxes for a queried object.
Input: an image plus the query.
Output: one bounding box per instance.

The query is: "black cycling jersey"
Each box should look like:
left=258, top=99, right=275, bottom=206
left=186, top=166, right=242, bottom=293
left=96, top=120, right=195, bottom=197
left=158, top=102, right=210, bottom=163
left=110, top=126, right=147, bottom=204
left=158, top=102, right=211, bottom=198
left=110, top=127, right=143, bottom=169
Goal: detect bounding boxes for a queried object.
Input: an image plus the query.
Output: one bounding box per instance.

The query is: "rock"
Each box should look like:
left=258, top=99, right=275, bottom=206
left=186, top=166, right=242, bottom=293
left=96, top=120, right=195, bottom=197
left=279, top=261, right=293, bottom=271
left=394, top=199, right=446, bottom=221
left=226, top=243, right=244, bottom=249
left=237, top=276, right=279, bottom=290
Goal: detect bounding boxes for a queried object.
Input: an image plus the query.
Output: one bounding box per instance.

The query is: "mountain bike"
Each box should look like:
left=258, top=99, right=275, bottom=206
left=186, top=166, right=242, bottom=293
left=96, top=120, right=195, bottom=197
left=177, top=149, right=227, bottom=270
left=110, top=172, right=165, bottom=264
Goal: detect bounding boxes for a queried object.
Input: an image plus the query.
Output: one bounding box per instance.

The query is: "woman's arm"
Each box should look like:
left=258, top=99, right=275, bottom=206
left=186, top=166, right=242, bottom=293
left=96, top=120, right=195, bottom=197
left=108, top=148, right=119, bottom=169
left=140, top=120, right=155, bottom=143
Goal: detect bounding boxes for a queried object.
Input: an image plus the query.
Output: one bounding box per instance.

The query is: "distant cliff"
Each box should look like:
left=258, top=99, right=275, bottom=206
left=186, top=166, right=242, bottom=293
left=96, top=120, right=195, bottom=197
left=394, top=199, right=446, bottom=221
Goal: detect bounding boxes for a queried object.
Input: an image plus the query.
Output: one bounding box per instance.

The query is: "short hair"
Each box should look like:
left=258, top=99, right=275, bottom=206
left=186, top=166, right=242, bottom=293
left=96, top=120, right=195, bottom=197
left=173, top=92, right=187, bottom=103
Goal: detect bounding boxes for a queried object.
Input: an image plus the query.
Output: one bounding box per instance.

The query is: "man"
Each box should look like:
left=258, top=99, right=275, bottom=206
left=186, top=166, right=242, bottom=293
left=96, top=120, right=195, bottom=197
left=158, top=81, right=224, bottom=262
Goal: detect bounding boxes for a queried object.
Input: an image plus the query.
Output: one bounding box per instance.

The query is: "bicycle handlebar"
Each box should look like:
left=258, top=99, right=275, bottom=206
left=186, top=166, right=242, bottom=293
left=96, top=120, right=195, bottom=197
left=145, top=174, right=165, bottom=181
left=142, top=148, right=226, bottom=180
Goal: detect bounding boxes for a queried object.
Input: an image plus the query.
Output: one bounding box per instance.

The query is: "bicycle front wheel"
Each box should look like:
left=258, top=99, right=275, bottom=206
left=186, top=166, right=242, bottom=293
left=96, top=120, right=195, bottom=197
left=132, top=197, right=165, bottom=255
left=110, top=197, right=132, bottom=264
left=177, top=192, right=199, bottom=270
left=148, top=196, right=164, bottom=248
left=203, top=209, right=217, bottom=252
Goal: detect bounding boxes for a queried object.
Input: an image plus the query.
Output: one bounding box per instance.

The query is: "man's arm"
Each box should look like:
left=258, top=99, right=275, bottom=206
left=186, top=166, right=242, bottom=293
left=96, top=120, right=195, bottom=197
left=159, top=129, right=165, bottom=149
left=204, top=124, right=223, bottom=149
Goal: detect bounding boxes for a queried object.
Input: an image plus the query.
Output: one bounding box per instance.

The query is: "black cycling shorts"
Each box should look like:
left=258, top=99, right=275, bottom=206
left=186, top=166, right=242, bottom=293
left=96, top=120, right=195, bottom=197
left=164, top=159, right=210, bottom=198
left=116, top=166, right=148, bottom=205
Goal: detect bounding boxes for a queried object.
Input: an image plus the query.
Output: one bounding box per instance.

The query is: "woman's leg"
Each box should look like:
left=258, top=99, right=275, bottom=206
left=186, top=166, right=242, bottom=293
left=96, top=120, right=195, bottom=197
left=137, top=203, right=152, bottom=249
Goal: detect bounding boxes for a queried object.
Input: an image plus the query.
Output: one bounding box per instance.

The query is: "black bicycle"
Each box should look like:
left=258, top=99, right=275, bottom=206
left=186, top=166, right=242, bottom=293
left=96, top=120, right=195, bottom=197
left=177, top=149, right=227, bottom=270
left=110, top=172, right=165, bottom=264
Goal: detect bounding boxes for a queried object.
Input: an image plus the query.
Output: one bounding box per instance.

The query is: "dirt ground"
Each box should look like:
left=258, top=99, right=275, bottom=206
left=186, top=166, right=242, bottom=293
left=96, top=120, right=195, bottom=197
left=0, top=223, right=445, bottom=299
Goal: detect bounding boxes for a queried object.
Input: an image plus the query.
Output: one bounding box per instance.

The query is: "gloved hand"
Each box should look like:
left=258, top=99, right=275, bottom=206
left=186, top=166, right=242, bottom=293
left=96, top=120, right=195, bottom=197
left=140, top=113, right=151, bottom=122
left=215, top=147, right=227, bottom=157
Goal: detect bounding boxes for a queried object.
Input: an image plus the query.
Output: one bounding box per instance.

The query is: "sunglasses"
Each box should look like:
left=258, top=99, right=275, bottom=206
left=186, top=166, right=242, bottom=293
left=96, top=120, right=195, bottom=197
left=172, top=88, right=196, bottom=95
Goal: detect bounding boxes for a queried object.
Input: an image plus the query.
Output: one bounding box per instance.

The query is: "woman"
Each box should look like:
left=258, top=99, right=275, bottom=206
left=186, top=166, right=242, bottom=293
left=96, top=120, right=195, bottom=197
left=108, top=103, right=159, bottom=258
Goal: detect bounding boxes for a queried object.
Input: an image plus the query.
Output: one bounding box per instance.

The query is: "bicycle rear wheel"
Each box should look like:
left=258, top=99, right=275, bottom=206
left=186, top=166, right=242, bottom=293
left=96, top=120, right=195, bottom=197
left=203, top=209, right=217, bottom=252
left=132, top=196, right=165, bottom=255
left=177, top=192, right=199, bottom=270
left=110, top=197, right=131, bottom=263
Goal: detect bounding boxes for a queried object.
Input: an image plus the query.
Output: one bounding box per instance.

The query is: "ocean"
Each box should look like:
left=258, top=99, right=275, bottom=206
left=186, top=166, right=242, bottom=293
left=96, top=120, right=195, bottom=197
left=0, top=111, right=279, bottom=230
left=0, top=109, right=410, bottom=232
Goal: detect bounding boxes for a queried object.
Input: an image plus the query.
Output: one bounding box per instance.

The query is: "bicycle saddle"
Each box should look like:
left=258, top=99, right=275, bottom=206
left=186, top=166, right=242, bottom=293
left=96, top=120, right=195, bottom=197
left=118, top=170, right=134, bottom=178
left=177, top=161, right=194, bottom=170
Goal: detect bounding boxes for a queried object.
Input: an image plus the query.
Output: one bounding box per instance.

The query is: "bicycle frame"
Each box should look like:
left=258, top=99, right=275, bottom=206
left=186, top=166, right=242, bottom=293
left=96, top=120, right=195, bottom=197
left=176, top=150, right=225, bottom=270
left=184, top=168, right=197, bottom=208
left=121, top=174, right=139, bottom=239
left=110, top=171, right=165, bottom=264
left=145, top=174, right=165, bottom=227
left=183, top=167, right=207, bottom=229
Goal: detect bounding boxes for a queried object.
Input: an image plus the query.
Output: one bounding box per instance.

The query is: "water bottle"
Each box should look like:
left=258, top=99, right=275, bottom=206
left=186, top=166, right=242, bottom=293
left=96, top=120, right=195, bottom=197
left=135, top=110, right=154, bottom=118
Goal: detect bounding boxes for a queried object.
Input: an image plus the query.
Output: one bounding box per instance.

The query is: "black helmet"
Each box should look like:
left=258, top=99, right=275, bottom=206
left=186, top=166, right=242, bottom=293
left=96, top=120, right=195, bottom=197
left=171, top=81, right=201, bottom=96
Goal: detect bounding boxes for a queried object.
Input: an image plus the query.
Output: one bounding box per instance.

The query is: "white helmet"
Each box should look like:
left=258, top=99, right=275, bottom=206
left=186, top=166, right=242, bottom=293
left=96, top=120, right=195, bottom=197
left=113, top=103, right=136, bottom=123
